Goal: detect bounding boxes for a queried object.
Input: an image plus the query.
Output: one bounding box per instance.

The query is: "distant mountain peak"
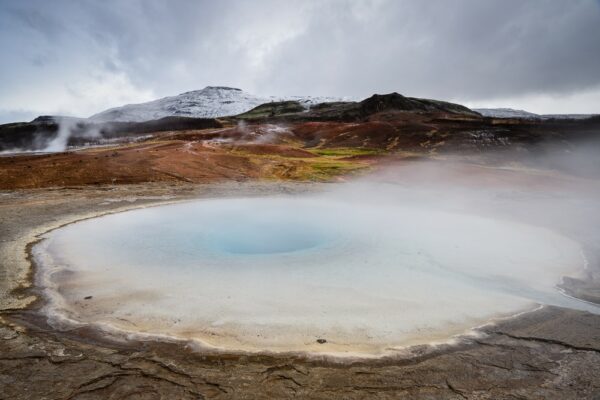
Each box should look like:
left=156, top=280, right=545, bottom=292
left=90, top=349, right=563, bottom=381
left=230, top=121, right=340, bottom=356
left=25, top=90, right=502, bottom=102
left=89, top=87, right=343, bottom=122
left=204, top=86, right=242, bottom=91
left=181, top=86, right=243, bottom=95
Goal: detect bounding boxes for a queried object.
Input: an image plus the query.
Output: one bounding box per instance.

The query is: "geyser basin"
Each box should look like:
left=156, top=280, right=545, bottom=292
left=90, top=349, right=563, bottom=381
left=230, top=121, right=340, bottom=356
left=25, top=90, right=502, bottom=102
left=36, top=196, right=590, bottom=355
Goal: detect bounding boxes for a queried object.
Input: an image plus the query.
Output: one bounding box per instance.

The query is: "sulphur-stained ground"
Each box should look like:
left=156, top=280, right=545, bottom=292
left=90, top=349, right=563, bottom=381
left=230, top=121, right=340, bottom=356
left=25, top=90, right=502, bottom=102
left=1, top=179, right=600, bottom=399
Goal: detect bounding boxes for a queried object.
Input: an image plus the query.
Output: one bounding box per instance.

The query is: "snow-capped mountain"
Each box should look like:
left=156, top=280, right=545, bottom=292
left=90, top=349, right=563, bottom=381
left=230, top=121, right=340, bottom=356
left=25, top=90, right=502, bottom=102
left=475, top=108, right=597, bottom=120
left=90, top=86, right=344, bottom=122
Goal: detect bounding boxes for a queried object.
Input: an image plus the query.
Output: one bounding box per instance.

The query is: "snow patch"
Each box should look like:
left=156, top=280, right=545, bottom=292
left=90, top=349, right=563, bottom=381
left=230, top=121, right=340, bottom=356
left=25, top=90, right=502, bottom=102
left=475, top=108, right=597, bottom=120
left=90, top=86, right=345, bottom=123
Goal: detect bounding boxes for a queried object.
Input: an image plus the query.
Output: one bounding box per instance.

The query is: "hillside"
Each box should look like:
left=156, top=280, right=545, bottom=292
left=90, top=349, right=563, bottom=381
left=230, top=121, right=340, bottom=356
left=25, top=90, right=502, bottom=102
left=89, top=86, right=342, bottom=122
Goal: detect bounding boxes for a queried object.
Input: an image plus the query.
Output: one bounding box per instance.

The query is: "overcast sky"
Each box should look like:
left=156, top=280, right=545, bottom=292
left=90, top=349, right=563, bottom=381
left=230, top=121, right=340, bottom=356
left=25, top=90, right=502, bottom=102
left=1, top=0, right=599, bottom=122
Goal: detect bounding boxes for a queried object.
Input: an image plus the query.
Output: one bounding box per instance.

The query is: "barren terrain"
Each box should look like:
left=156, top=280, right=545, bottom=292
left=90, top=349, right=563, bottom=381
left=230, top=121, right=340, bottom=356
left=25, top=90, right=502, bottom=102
left=1, top=99, right=600, bottom=398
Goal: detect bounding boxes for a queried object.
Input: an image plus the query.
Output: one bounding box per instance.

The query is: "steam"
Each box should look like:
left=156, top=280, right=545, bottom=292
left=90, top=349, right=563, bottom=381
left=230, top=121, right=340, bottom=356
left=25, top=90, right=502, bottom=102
left=42, top=118, right=75, bottom=152
left=232, top=120, right=291, bottom=144
left=0, top=117, right=104, bottom=154
left=255, top=124, right=290, bottom=144
left=236, top=119, right=248, bottom=134
left=42, top=117, right=103, bottom=152
left=35, top=152, right=600, bottom=354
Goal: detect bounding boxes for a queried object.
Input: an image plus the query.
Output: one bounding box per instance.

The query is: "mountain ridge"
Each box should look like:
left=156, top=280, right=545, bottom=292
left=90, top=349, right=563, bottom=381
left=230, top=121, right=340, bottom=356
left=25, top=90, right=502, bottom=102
left=89, top=86, right=345, bottom=122
left=475, top=107, right=597, bottom=120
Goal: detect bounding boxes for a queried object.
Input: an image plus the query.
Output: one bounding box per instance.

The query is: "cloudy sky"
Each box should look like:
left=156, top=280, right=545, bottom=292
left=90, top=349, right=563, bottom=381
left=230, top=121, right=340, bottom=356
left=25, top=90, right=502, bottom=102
left=1, top=0, right=599, bottom=122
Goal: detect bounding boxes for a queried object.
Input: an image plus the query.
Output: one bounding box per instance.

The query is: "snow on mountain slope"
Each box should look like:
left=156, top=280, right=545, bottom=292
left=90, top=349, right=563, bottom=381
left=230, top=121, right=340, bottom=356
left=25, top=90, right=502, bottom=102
left=474, top=108, right=541, bottom=119
left=89, top=86, right=344, bottom=122
left=475, top=108, right=597, bottom=120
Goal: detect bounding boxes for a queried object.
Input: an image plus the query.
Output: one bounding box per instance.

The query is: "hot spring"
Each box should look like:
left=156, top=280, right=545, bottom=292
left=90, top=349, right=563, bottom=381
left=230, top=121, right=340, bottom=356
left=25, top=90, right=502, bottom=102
left=35, top=195, right=594, bottom=355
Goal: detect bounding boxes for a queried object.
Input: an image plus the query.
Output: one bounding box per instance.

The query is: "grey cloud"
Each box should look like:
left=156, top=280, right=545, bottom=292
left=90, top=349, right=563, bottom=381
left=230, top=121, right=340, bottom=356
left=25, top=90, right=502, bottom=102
left=0, top=0, right=599, bottom=119
left=255, top=0, right=600, bottom=100
left=7, top=6, right=65, bottom=40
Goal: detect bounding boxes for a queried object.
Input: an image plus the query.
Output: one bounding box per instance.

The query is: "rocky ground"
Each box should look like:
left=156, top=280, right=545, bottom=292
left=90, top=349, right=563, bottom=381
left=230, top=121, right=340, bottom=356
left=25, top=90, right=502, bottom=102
left=3, top=100, right=600, bottom=190
left=1, top=180, right=600, bottom=399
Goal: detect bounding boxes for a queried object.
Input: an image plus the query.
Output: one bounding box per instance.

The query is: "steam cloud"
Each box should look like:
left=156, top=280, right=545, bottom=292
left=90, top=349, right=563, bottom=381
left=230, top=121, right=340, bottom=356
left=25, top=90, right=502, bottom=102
left=35, top=146, right=600, bottom=354
left=43, top=118, right=100, bottom=152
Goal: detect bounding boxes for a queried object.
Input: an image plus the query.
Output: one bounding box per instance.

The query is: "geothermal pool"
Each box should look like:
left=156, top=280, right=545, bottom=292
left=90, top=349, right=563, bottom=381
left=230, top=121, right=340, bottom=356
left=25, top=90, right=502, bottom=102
left=36, top=196, right=592, bottom=355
